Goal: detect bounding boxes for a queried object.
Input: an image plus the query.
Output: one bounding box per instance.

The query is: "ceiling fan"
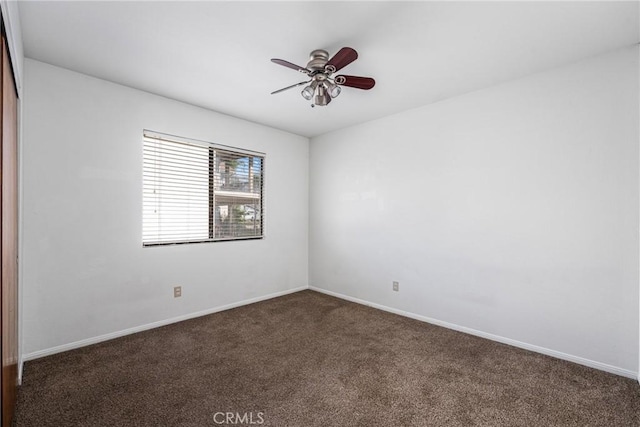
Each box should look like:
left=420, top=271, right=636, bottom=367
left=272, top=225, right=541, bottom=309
left=270, top=47, right=375, bottom=107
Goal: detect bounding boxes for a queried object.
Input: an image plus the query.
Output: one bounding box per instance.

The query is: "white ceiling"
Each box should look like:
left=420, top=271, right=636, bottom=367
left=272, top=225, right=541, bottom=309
left=18, top=1, right=639, bottom=138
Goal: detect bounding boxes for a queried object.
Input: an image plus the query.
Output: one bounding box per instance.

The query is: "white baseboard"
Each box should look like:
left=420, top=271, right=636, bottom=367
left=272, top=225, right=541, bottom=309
left=21, top=285, right=637, bottom=381
left=22, top=286, right=308, bottom=362
left=309, top=286, right=638, bottom=380
left=18, top=356, right=23, bottom=385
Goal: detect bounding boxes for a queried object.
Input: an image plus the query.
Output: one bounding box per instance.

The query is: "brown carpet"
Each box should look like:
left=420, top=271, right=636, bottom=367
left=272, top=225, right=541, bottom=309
left=15, top=290, right=640, bottom=426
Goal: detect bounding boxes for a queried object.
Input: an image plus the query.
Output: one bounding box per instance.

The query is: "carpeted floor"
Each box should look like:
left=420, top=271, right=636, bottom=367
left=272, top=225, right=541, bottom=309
left=15, top=290, right=640, bottom=426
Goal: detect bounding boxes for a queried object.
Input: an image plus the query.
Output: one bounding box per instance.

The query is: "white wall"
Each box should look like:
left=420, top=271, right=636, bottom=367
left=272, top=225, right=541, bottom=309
left=310, top=46, right=639, bottom=376
left=20, top=46, right=640, bottom=379
left=21, top=59, right=309, bottom=357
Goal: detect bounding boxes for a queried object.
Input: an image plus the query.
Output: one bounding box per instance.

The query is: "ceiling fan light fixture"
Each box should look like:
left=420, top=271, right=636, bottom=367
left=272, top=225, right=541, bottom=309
left=314, top=85, right=331, bottom=106
left=326, top=81, right=341, bottom=98
left=301, top=80, right=318, bottom=100
left=301, top=86, right=313, bottom=100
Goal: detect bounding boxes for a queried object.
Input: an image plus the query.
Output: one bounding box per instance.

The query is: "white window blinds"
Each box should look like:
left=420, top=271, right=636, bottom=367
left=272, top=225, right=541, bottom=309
left=143, top=131, right=264, bottom=246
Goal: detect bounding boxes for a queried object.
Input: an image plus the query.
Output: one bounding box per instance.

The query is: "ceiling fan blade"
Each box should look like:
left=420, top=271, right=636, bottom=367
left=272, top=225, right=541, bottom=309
left=334, top=75, right=376, bottom=90
left=325, top=47, right=358, bottom=73
left=270, top=80, right=310, bottom=95
left=271, top=58, right=311, bottom=74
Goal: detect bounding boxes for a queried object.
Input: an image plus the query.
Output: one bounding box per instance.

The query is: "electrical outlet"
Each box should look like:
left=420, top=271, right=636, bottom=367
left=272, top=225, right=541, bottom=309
left=174, top=286, right=182, bottom=298
left=392, top=281, right=399, bottom=292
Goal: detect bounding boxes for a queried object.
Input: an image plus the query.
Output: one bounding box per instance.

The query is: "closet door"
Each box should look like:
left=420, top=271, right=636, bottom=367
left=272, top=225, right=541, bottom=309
left=1, top=30, right=18, bottom=427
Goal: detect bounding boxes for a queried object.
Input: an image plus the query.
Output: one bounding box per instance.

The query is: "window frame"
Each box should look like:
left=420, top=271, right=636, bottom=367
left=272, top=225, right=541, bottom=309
left=142, top=130, right=265, bottom=247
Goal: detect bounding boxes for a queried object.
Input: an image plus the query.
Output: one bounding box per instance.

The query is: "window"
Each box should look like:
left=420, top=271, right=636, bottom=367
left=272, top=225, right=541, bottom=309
left=143, top=131, right=264, bottom=246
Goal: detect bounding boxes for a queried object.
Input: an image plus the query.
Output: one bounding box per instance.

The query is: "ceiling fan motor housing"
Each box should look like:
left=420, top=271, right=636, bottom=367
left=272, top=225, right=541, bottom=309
left=307, top=49, right=330, bottom=72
